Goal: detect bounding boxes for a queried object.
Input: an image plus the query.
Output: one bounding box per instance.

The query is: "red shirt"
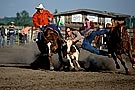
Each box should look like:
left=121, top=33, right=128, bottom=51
left=32, top=10, right=53, bottom=27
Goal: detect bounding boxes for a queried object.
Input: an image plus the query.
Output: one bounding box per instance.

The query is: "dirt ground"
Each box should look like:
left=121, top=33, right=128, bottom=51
left=0, top=43, right=135, bottom=90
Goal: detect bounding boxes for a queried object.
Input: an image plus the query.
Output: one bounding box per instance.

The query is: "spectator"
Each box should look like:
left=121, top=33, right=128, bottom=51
left=21, top=26, right=31, bottom=44
left=0, top=25, right=7, bottom=48
left=8, top=21, right=16, bottom=46
left=81, top=18, right=95, bottom=36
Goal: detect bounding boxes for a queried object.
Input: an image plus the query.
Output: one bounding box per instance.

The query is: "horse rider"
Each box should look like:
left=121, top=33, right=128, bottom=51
left=66, top=25, right=111, bottom=57
left=32, top=4, right=63, bottom=42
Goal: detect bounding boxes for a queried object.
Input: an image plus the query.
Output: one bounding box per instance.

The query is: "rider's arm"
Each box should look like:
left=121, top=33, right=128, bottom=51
left=32, top=13, right=40, bottom=28
left=46, top=10, right=53, bottom=21
left=72, top=31, right=83, bottom=43
left=48, top=12, right=53, bottom=19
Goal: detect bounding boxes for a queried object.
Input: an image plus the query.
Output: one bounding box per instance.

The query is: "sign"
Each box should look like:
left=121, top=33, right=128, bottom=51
left=87, top=15, right=98, bottom=22
left=72, top=14, right=82, bottom=22
left=105, top=18, right=112, bottom=27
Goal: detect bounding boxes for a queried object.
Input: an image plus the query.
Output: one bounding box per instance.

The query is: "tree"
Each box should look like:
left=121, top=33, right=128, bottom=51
left=15, top=10, right=32, bottom=26
left=16, top=12, right=21, bottom=26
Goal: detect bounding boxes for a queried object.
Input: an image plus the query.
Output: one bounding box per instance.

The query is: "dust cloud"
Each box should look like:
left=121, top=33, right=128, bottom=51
left=0, top=42, right=39, bottom=64
left=0, top=42, right=134, bottom=73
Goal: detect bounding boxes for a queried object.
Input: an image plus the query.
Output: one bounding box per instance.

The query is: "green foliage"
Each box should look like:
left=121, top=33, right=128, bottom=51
left=0, top=17, right=15, bottom=25
left=125, top=16, right=135, bottom=29
left=0, top=10, right=33, bottom=26
left=15, top=10, right=33, bottom=26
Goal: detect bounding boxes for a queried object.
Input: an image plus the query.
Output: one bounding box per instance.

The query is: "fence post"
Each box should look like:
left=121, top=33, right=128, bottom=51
left=17, top=28, right=20, bottom=45
left=133, top=29, right=135, bottom=52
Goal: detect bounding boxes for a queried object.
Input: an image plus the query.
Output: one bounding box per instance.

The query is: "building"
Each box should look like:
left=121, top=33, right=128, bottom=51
left=54, top=9, right=130, bottom=29
left=54, top=9, right=135, bottom=50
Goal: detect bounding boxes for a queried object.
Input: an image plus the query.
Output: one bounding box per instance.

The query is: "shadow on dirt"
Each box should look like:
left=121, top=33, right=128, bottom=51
left=30, top=54, right=50, bottom=70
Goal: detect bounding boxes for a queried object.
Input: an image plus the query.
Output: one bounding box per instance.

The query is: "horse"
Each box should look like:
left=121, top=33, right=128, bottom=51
left=107, top=21, right=135, bottom=74
left=62, top=40, right=83, bottom=71
left=36, top=26, right=64, bottom=71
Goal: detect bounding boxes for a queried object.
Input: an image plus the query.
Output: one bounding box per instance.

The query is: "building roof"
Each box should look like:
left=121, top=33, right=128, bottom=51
left=54, top=9, right=130, bottom=18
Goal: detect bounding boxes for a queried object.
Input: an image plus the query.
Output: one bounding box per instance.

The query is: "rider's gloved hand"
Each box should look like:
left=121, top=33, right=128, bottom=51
left=39, top=25, right=42, bottom=28
left=38, top=25, right=44, bottom=31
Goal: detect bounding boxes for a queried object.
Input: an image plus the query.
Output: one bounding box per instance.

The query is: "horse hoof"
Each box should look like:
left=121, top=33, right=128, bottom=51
left=132, top=64, right=135, bottom=70
left=116, top=64, right=120, bottom=69
left=50, top=66, right=54, bottom=71
left=126, top=69, right=131, bottom=75
left=108, top=54, right=112, bottom=58
left=78, top=67, right=85, bottom=71
left=74, top=67, right=79, bottom=71
left=69, top=67, right=75, bottom=71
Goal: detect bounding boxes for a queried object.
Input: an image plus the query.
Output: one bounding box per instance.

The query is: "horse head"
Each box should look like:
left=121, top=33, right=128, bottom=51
left=43, top=27, right=61, bottom=54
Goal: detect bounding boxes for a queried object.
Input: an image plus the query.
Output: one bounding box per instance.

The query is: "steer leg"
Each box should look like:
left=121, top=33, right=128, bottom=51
left=73, top=52, right=84, bottom=71
left=67, top=54, right=74, bottom=71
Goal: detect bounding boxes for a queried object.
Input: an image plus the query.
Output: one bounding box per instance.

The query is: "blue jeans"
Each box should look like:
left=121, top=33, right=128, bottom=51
left=48, top=24, right=63, bottom=39
left=9, top=34, right=14, bottom=46
left=37, top=24, right=63, bottom=41
left=81, top=29, right=89, bottom=36
left=22, top=34, right=27, bottom=44
left=0, top=36, right=3, bottom=48
left=82, top=29, right=108, bottom=55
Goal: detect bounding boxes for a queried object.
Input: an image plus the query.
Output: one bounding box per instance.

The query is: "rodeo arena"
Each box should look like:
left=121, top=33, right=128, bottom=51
left=0, top=8, right=135, bottom=90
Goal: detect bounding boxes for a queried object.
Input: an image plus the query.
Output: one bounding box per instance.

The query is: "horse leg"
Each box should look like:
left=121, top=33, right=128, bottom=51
left=58, top=46, right=65, bottom=71
left=47, top=42, right=54, bottom=71
left=127, top=50, right=135, bottom=69
left=117, top=54, right=131, bottom=75
left=48, top=55, right=54, bottom=71
left=67, top=54, right=75, bottom=71
left=112, top=52, right=120, bottom=69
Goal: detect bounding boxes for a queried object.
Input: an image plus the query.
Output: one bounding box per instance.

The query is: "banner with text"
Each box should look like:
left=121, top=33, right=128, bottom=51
left=87, top=15, right=98, bottom=22
left=72, top=14, right=82, bottom=22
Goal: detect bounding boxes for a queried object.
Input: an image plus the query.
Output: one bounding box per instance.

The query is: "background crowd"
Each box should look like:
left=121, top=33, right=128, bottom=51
left=0, top=22, right=33, bottom=48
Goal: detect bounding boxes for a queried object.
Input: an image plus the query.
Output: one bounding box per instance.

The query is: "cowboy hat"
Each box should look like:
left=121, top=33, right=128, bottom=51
left=10, top=21, right=14, bottom=24
left=35, top=4, right=45, bottom=9
left=99, top=25, right=103, bottom=29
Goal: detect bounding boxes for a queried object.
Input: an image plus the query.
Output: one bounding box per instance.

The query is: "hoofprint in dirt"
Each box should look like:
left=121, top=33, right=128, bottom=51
left=0, top=66, right=135, bottom=90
